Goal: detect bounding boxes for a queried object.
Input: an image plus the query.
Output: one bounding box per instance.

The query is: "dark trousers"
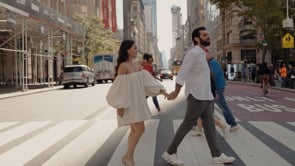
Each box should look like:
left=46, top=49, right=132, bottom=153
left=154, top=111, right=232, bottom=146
left=167, top=95, right=221, bottom=157
left=146, top=96, right=160, bottom=109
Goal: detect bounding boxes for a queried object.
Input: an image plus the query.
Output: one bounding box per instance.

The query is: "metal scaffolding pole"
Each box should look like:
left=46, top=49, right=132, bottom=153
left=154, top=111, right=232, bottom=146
left=48, top=28, right=53, bottom=87
left=14, top=37, right=18, bottom=88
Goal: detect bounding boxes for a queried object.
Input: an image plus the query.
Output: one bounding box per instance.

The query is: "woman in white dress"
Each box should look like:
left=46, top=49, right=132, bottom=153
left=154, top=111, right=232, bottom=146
left=106, top=40, right=168, bottom=166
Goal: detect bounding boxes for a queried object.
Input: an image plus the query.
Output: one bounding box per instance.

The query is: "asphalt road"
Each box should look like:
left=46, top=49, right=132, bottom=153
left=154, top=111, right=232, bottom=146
left=0, top=80, right=294, bottom=166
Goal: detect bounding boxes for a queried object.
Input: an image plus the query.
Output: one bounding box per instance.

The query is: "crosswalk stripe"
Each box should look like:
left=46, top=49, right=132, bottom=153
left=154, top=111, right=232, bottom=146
left=174, top=120, right=221, bottom=166
left=0, top=122, right=19, bottom=131
left=43, top=119, right=117, bottom=166
left=216, top=122, right=291, bottom=166
left=108, top=119, right=159, bottom=166
left=95, top=108, right=116, bottom=120
left=0, top=121, right=52, bottom=146
left=0, top=118, right=293, bottom=165
left=284, top=97, right=295, bottom=102
left=288, top=122, right=295, bottom=127
left=214, top=104, right=241, bottom=122
left=250, top=121, right=295, bottom=151
left=0, top=120, right=86, bottom=165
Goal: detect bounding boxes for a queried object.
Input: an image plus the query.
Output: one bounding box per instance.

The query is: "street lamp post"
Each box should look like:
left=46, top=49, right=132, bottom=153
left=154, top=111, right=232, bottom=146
left=282, top=0, right=294, bottom=65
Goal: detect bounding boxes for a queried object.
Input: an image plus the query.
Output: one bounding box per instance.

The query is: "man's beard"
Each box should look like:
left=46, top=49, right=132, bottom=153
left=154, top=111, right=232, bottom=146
left=200, top=38, right=210, bottom=46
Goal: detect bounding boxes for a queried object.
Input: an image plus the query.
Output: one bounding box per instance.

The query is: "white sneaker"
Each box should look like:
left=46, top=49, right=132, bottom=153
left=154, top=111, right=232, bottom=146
left=212, top=153, right=235, bottom=164
left=222, top=126, right=230, bottom=138
left=161, top=151, right=184, bottom=165
left=191, top=125, right=197, bottom=130
left=230, top=125, right=239, bottom=132
left=191, top=129, right=203, bottom=137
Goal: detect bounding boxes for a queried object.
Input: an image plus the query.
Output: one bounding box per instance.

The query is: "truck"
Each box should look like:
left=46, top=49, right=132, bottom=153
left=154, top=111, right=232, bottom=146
left=93, top=54, right=116, bottom=83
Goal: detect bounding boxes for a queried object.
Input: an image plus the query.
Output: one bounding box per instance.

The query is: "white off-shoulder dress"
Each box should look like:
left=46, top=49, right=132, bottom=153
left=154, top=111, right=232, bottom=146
left=106, top=70, right=165, bottom=126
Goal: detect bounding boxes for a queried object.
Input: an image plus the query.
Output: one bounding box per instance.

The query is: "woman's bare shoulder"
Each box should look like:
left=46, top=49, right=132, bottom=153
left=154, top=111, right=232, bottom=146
left=117, top=63, right=128, bottom=75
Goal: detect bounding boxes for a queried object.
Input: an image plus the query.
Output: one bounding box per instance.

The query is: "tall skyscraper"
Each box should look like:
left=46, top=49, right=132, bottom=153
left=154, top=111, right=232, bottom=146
left=171, top=5, right=182, bottom=47
left=142, top=0, right=157, bottom=37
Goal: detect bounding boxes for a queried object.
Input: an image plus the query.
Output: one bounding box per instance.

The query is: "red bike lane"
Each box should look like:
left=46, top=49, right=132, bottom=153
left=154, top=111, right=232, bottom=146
left=225, top=83, right=295, bottom=122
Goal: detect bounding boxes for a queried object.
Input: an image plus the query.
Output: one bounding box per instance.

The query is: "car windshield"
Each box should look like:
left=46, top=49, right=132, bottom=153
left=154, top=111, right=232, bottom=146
left=64, top=67, right=83, bottom=72
left=161, top=70, right=171, bottom=73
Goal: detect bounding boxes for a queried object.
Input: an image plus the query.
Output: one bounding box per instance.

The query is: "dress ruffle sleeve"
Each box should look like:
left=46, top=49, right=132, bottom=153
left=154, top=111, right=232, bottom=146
left=106, top=75, right=131, bottom=109
left=141, top=70, right=166, bottom=96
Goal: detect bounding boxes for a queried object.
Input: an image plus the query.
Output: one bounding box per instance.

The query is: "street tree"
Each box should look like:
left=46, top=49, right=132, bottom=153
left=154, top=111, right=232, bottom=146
left=209, top=0, right=241, bottom=64
left=209, top=0, right=285, bottom=63
left=238, top=0, right=284, bottom=63
left=73, top=15, right=119, bottom=66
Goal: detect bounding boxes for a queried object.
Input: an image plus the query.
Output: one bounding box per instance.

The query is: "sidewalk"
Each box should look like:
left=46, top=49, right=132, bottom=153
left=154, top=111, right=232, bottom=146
left=0, top=84, right=62, bottom=100
left=228, top=80, right=295, bottom=93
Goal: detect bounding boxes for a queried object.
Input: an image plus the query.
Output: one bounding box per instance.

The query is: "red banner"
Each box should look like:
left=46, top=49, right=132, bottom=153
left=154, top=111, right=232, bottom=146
left=102, top=0, right=109, bottom=28
left=111, top=0, right=117, bottom=32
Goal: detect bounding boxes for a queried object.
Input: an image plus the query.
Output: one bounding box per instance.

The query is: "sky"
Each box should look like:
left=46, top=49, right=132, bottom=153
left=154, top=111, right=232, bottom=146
left=157, top=0, right=187, bottom=60
left=116, top=0, right=187, bottom=60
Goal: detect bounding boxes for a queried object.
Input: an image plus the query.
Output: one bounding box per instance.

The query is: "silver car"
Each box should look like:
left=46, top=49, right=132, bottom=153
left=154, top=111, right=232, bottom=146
left=62, top=65, right=95, bottom=88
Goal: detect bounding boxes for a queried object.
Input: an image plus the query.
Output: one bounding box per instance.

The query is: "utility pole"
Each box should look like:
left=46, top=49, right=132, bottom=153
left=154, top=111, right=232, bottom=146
left=282, top=0, right=294, bottom=65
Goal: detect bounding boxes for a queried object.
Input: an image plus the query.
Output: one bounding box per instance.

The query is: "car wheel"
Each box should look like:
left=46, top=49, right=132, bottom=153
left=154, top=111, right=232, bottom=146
left=64, top=84, right=70, bottom=89
left=84, top=79, right=89, bottom=87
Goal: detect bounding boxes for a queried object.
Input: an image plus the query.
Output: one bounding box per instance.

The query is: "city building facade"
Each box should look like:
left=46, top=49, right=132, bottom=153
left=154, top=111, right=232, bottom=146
left=0, top=0, right=84, bottom=91
left=123, top=0, right=146, bottom=59
left=170, top=5, right=184, bottom=65
left=185, top=0, right=273, bottom=77
left=143, top=0, right=162, bottom=69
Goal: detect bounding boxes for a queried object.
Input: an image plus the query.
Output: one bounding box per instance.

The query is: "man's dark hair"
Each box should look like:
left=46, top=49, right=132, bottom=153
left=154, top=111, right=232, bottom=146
left=191, top=26, right=206, bottom=46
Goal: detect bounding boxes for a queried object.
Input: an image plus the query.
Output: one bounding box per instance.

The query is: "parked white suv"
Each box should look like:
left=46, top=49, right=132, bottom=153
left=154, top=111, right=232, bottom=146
left=62, top=65, right=95, bottom=88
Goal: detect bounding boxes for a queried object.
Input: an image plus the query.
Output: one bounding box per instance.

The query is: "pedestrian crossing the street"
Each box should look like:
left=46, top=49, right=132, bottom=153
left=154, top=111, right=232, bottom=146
left=0, top=110, right=294, bottom=166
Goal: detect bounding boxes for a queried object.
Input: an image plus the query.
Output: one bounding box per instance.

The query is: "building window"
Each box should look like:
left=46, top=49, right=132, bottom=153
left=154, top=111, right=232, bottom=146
left=133, top=6, right=137, bottom=12
left=79, top=0, right=86, bottom=4
left=226, top=32, right=231, bottom=45
left=241, top=50, right=256, bottom=64
left=71, top=0, right=78, bottom=4
left=240, top=30, right=257, bottom=40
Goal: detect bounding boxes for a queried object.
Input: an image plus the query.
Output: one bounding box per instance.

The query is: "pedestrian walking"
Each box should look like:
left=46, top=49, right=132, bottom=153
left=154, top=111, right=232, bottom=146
left=251, top=65, right=257, bottom=83
left=142, top=53, right=163, bottom=112
left=207, top=55, right=240, bottom=131
left=161, top=27, right=235, bottom=165
left=106, top=40, right=168, bottom=166
left=279, top=63, right=287, bottom=87
left=193, top=50, right=230, bottom=138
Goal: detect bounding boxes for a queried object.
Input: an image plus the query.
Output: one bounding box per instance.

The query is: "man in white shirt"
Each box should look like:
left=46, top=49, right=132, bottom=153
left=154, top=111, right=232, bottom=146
left=161, top=27, right=235, bottom=165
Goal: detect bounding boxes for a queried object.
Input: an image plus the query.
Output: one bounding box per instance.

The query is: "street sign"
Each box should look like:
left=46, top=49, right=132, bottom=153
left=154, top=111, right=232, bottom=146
left=282, top=33, right=294, bottom=48
left=262, top=40, right=268, bottom=46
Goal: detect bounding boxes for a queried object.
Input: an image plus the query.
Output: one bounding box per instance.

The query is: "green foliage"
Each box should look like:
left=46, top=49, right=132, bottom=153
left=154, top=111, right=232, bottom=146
left=237, top=0, right=284, bottom=62
left=209, top=0, right=240, bottom=10
left=209, top=0, right=285, bottom=62
left=73, top=14, right=119, bottom=66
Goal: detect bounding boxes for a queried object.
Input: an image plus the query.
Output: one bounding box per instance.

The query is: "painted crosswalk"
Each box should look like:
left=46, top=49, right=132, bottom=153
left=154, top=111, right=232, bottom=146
left=0, top=110, right=294, bottom=166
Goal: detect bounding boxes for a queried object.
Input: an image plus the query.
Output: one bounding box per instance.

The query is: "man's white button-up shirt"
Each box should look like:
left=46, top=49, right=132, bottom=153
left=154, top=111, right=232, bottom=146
left=175, top=45, right=214, bottom=101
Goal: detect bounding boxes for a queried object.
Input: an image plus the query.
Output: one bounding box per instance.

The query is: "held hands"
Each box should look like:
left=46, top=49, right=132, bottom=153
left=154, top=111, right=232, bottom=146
left=166, top=91, right=178, bottom=100
left=160, top=90, right=169, bottom=98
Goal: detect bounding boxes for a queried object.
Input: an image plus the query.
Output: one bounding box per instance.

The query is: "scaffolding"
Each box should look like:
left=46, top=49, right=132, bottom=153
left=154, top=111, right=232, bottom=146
left=0, top=1, right=84, bottom=91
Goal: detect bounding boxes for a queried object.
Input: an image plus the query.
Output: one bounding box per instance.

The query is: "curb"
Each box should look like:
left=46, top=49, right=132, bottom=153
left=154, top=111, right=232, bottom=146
left=0, top=86, right=62, bottom=100
left=228, top=81, right=295, bottom=93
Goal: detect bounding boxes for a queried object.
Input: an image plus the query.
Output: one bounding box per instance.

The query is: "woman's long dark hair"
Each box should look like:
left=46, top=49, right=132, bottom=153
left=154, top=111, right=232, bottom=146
left=115, top=40, right=135, bottom=77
